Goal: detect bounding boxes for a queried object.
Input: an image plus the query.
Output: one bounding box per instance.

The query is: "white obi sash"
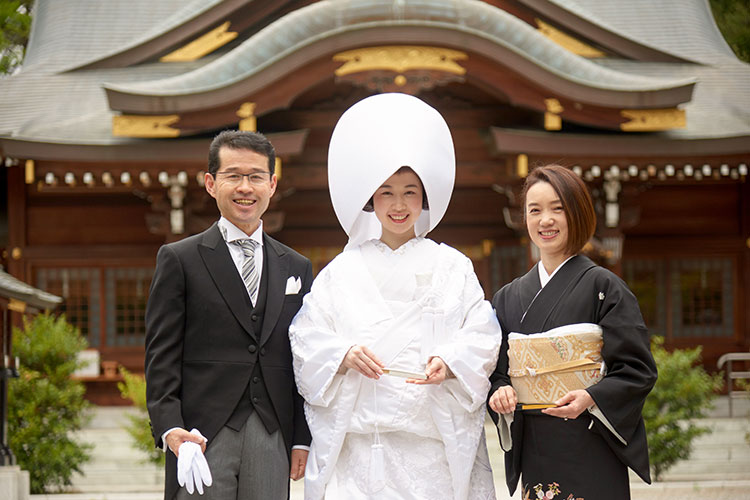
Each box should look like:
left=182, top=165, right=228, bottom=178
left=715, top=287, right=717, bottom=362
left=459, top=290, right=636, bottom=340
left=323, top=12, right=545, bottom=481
left=508, top=323, right=605, bottom=404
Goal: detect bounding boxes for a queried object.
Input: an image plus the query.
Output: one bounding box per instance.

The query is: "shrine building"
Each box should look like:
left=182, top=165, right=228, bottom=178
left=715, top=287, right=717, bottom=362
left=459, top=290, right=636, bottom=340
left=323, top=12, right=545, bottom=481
left=0, top=0, right=748, bottom=403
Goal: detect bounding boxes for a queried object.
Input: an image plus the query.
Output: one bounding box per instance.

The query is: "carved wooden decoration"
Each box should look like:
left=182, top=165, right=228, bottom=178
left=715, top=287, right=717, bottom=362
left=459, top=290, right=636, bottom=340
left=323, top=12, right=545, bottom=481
left=333, top=46, right=468, bottom=93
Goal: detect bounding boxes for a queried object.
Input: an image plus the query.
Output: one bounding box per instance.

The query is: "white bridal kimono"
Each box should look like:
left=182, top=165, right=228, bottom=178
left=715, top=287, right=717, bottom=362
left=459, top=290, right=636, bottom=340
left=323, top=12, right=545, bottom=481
left=290, top=238, right=501, bottom=499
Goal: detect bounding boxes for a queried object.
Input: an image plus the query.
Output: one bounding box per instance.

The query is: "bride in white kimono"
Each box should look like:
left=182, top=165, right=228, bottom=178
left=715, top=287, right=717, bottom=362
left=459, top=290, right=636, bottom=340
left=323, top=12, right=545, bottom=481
left=289, top=93, right=501, bottom=500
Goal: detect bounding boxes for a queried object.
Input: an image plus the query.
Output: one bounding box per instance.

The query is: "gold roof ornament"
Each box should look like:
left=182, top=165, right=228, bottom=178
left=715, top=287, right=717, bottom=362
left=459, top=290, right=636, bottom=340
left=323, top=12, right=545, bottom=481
left=25, top=159, right=34, bottom=184
left=544, top=98, right=564, bottom=131
left=333, top=46, right=468, bottom=76
left=620, top=108, right=686, bottom=131
left=535, top=19, right=606, bottom=58
left=517, top=153, right=529, bottom=178
left=112, top=114, right=181, bottom=138
left=237, top=102, right=257, bottom=132
left=160, top=21, right=238, bottom=62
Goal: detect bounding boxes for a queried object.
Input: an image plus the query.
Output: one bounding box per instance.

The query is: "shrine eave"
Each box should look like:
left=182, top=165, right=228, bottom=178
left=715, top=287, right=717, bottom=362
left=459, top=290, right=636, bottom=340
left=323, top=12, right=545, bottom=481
left=0, top=269, right=62, bottom=311
left=69, top=0, right=246, bottom=71
left=491, top=127, right=750, bottom=157
left=515, top=0, right=696, bottom=64
left=0, top=129, right=309, bottom=163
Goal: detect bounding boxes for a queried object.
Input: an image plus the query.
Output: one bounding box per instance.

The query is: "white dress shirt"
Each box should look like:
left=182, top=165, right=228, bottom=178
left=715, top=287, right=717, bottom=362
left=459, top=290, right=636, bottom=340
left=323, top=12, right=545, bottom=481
left=218, top=217, right=264, bottom=306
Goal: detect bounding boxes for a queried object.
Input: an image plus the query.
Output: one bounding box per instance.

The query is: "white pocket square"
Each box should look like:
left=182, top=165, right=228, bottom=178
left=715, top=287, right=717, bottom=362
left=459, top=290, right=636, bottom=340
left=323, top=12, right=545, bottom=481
left=285, top=276, right=302, bottom=295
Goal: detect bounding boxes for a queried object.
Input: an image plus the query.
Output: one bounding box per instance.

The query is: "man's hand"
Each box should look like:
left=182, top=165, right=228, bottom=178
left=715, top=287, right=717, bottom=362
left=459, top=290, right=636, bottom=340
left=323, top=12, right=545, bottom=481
left=489, top=385, right=518, bottom=415
left=289, top=448, right=309, bottom=480
left=165, top=428, right=207, bottom=457
left=542, top=389, right=594, bottom=420
left=341, top=345, right=384, bottom=379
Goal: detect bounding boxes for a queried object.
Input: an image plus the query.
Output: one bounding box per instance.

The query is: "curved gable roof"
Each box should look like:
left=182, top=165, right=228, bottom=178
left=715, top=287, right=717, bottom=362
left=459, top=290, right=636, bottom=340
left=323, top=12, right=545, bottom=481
left=67, top=0, right=230, bottom=71
left=512, top=0, right=694, bottom=63
left=104, top=0, right=695, bottom=113
left=547, top=0, right=738, bottom=65
left=22, top=0, right=193, bottom=73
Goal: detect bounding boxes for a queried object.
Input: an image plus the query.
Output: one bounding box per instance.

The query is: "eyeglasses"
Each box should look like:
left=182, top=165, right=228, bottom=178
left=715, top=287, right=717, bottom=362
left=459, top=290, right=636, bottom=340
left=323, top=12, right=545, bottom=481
left=214, top=171, right=271, bottom=186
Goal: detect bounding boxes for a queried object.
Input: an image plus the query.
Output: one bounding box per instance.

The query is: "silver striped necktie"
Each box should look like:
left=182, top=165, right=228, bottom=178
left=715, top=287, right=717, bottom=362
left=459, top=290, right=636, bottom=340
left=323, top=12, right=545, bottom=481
left=235, top=239, right=259, bottom=304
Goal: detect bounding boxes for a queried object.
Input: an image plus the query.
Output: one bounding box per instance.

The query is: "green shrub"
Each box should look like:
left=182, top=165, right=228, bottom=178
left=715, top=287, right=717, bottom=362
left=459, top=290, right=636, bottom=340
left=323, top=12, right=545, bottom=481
left=643, top=336, right=722, bottom=481
left=117, top=367, right=164, bottom=466
left=8, top=313, right=92, bottom=493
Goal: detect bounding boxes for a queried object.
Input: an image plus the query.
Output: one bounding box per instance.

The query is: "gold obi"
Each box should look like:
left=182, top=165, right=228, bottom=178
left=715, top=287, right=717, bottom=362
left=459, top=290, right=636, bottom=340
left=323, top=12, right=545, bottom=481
left=508, top=323, right=604, bottom=404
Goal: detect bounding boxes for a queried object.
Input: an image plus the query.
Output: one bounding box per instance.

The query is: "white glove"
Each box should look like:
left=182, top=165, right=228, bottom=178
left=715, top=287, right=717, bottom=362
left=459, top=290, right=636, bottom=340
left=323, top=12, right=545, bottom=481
left=176, top=429, right=212, bottom=495
left=177, top=441, right=199, bottom=494
left=189, top=428, right=212, bottom=494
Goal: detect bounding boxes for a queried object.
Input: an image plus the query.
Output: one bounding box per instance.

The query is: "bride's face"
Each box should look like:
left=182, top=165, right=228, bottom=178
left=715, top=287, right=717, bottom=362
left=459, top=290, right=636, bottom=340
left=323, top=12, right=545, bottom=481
left=373, top=169, right=424, bottom=248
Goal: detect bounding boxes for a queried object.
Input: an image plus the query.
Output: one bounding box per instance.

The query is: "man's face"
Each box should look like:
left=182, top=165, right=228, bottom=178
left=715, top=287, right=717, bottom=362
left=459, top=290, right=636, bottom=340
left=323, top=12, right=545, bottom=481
left=204, top=147, right=277, bottom=236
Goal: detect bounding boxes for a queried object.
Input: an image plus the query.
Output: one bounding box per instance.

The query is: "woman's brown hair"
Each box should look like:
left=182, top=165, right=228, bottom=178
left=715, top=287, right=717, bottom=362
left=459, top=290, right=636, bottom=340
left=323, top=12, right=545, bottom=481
left=522, top=164, right=596, bottom=256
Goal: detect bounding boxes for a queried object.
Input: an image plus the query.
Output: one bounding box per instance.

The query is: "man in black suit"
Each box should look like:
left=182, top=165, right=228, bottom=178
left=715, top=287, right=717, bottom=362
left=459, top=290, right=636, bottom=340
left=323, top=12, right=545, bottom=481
left=145, top=130, right=311, bottom=499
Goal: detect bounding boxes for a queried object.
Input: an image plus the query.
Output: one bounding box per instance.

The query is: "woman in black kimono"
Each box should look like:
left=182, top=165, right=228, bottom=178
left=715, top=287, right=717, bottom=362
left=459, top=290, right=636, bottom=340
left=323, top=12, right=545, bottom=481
left=488, top=165, right=657, bottom=500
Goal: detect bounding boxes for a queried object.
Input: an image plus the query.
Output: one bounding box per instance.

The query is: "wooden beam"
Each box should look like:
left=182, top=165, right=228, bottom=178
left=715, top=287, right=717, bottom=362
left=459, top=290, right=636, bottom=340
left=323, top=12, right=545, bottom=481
left=277, top=160, right=511, bottom=191
left=0, top=129, right=309, bottom=164
left=490, top=127, right=750, bottom=157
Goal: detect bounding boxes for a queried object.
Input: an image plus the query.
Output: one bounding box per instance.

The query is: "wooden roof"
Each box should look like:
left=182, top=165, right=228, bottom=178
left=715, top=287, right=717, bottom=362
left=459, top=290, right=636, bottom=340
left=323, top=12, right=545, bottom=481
left=0, top=0, right=748, bottom=165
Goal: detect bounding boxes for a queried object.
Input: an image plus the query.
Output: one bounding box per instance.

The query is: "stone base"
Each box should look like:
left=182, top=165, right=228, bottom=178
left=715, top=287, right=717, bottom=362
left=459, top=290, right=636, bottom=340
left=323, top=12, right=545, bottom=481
left=0, top=466, right=30, bottom=500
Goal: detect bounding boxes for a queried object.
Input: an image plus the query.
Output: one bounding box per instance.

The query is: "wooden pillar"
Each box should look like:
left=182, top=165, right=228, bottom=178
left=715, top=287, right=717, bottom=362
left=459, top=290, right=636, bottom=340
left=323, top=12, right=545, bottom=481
left=6, top=164, right=26, bottom=283
left=741, top=179, right=750, bottom=351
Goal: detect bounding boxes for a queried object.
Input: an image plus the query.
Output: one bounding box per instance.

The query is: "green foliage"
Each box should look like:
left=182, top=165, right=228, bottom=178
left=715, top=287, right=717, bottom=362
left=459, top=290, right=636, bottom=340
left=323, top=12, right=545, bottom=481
left=643, top=337, right=722, bottom=481
left=0, top=0, right=33, bottom=74
left=710, top=0, right=750, bottom=63
left=117, top=367, right=164, bottom=466
left=8, top=313, right=92, bottom=494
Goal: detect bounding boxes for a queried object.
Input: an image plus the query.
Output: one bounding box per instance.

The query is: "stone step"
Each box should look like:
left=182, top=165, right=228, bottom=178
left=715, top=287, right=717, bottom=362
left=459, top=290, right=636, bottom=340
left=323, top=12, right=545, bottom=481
left=663, top=461, right=750, bottom=474
left=659, top=471, right=750, bottom=482
left=685, top=446, right=750, bottom=460
left=31, top=495, right=164, bottom=500
left=68, top=407, right=165, bottom=493
left=71, top=466, right=163, bottom=483
left=705, top=396, right=750, bottom=419
left=63, top=404, right=750, bottom=495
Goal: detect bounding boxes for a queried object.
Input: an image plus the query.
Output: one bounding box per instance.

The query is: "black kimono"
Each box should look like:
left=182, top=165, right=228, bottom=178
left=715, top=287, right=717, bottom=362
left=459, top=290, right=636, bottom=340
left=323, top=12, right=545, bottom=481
left=489, top=255, right=657, bottom=500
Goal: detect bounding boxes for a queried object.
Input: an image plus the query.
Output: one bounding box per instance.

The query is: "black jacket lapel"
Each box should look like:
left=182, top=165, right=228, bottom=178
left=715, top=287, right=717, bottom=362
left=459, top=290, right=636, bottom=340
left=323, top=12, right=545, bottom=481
left=259, top=235, right=289, bottom=347
left=520, top=255, right=596, bottom=333
left=197, top=223, right=257, bottom=341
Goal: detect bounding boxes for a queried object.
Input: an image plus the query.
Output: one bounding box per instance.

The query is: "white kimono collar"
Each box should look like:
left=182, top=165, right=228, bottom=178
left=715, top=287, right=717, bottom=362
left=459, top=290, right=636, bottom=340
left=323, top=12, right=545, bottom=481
left=537, top=255, right=576, bottom=288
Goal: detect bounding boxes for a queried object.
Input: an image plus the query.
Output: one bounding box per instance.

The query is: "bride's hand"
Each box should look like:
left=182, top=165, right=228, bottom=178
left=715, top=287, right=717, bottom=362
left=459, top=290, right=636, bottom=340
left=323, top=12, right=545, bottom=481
left=340, top=345, right=384, bottom=379
left=407, top=356, right=449, bottom=385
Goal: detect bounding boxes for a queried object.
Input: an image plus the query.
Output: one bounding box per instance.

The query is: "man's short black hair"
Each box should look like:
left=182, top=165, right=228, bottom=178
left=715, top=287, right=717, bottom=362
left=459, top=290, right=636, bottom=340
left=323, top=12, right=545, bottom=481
left=207, top=130, right=276, bottom=176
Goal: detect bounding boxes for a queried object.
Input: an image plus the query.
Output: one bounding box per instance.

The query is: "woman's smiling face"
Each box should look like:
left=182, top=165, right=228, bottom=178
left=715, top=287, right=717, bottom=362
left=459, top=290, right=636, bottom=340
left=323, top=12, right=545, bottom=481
left=373, top=168, right=424, bottom=250
left=525, top=180, right=570, bottom=262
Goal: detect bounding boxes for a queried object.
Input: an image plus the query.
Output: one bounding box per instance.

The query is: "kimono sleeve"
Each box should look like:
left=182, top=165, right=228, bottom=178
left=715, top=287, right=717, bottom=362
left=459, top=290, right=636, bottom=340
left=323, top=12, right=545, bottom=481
left=288, top=264, right=354, bottom=407
left=488, top=285, right=514, bottom=397
left=586, top=270, right=657, bottom=444
left=432, top=254, right=502, bottom=412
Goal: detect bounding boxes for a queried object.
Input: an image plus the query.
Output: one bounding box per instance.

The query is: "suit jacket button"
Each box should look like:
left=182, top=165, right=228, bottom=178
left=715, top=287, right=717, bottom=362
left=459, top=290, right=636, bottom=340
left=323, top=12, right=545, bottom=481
left=260, top=347, right=266, bottom=356
left=252, top=397, right=259, bottom=403
left=247, top=345, right=257, bottom=353
left=251, top=314, right=258, bottom=321
left=252, top=376, right=259, bottom=384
